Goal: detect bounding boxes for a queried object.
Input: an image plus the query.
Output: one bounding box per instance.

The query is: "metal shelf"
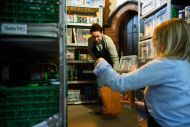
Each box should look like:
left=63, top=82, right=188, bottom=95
left=0, top=23, right=59, bottom=38
left=67, top=100, right=97, bottom=105
left=67, top=80, right=96, bottom=84
left=67, top=43, right=88, bottom=47
left=67, top=46, right=88, bottom=49
left=67, top=60, right=94, bottom=64
left=139, top=35, right=152, bottom=42
left=67, top=22, right=92, bottom=26
left=66, top=1, right=104, bottom=108
left=0, top=35, right=59, bottom=62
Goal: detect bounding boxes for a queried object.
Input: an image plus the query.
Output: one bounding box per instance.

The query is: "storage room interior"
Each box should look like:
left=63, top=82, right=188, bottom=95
left=0, top=0, right=190, bottom=127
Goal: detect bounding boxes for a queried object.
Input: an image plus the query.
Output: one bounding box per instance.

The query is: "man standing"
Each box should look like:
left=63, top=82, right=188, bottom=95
left=88, top=23, right=119, bottom=114
left=88, top=23, right=119, bottom=70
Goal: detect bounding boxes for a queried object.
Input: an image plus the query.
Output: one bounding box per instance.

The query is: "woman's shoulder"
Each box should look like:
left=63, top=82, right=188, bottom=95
left=145, top=58, right=180, bottom=69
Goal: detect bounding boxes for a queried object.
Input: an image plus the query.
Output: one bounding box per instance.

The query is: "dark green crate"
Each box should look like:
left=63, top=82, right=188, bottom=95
left=0, top=117, right=47, bottom=127
left=0, top=85, right=59, bottom=120
left=0, top=0, right=59, bottom=23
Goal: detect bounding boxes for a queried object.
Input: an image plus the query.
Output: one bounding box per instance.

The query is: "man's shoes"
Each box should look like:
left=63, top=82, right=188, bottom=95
left=95, top=111, right=103, bottom=115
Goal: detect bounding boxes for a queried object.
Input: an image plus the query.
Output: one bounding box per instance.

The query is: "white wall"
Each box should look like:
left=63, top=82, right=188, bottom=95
left=109, top=0, right=140, bottom=16
left=116, top=0, right=127, bottom=7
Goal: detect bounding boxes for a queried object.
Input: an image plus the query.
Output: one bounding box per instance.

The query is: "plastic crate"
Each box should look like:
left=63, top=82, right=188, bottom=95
left=154, top=6, right=167, bottom=26
left=0, top=85, right=59, bottom=120
left=0, top=118, right=46, bottom=127
left=0, top=0, right=59, bottom=23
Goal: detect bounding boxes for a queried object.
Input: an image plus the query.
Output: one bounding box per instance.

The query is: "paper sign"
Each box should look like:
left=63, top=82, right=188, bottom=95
left=1, top=23, right=27, bottom=35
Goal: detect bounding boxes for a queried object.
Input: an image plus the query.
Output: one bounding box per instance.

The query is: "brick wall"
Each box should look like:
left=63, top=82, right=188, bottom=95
left=103, top=2, right=138, bottom=49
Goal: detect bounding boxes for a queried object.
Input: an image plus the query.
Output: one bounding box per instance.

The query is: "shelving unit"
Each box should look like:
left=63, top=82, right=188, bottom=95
left=136, top=0, right=190, bottom=111
left=138, top=0, right=190, bottom=64
left=0, top=0, right=67, bottom=126
left=66, top=0, right=104, bottom=105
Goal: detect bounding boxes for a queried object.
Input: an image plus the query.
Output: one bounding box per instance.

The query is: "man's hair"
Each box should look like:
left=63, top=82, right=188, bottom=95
left=152, top=18, right=190, bottom=60
left=90, top=23, right=103, bottom=33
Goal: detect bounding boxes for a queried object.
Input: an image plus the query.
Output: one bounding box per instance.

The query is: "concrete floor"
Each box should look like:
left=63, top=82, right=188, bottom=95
left=68, top=104, right=147, bottom=127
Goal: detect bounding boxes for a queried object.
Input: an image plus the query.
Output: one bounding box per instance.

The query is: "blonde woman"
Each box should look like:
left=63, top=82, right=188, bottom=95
left=94, top=18, right=190, bottom=127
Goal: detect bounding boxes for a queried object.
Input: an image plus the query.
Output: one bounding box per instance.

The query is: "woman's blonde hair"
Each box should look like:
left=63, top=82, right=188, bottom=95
left=152, top=18, right=190, bottom=60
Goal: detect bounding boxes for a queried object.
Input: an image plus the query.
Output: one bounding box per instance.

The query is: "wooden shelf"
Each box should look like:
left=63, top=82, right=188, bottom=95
left=139, top=35, right=152, bottom=42
left=67, top=5, right=99, bottom=14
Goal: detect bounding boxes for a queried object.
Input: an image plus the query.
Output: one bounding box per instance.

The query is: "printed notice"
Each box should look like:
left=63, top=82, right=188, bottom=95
left=1, top=23, right=27, bottom=35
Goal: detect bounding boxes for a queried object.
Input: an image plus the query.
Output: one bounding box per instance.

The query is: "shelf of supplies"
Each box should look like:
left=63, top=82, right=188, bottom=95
left=67, top=43, right=88, bottom=47
left=141, top=1, right=167, bottom=19
left=67, top=100, right=97, bottom=105
left=139, top=35, right=152, bottom=41
left=67, top=80, right=96, bottom=84
left=67, top=22, right=92, bottom=26
left=67, top=60, right=94, bottom=64
left=67, top=5, right=99, bottom=14
left=67, top=46, right=88, bottom=49
left=0, top=23, right=59, bottom=38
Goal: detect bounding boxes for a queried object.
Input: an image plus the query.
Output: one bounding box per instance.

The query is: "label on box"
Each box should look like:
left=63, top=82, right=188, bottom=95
left=1, top=23, right=27, bottom=35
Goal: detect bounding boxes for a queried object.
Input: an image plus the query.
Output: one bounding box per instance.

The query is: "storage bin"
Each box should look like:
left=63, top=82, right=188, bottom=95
left=144, top=15, right=154, bottom=36
left=0, top=0, right=59, bottom=23
left=67, top=89, right=81, bottom=102
left=0, top=118, right=45, bottom=127
left=0, top=85, right=59, bottom=120
left=142, top=0, right=156, bottom=16
left=154, top=6, right=167, bottom=27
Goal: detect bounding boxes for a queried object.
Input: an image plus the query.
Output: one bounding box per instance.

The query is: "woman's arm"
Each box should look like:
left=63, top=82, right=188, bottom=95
left=94, top=58, right=173, bottom=93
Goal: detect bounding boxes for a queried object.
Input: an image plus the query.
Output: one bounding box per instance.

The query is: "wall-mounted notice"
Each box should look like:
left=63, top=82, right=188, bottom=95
left=1, top=23, right=27, bottom=35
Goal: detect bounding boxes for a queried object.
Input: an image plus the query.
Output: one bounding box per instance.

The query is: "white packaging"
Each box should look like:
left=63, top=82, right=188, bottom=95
left=139, top=39, right=154, bottom=60
left=155, top=0, right=167, bottom=8
left=185, top=6, right=190, bottom=19
left=142, top=0, right=156, bottom=16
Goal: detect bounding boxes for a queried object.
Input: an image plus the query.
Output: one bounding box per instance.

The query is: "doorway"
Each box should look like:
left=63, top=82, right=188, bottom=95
left=119, top=11, right=138, bottom=57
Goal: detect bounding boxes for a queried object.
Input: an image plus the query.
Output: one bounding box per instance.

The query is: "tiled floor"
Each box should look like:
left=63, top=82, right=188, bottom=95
left=68, top=104, right=147, bottom=127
